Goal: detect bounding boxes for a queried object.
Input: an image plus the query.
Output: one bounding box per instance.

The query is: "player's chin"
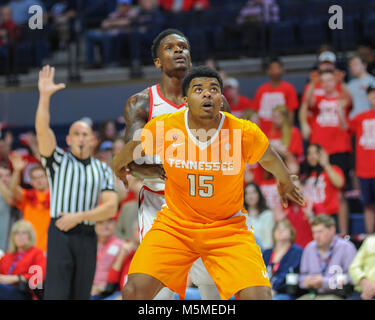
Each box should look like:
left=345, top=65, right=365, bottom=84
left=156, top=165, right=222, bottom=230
left=173, top=64, right=188, bottom=73
left=199, top=113, right=216, bottom=120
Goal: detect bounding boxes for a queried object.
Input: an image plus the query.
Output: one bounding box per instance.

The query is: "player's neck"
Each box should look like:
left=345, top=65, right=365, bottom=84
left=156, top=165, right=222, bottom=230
left=187, top=111, right=222, bottom=133
left=160, top=74, right=184, bottom=105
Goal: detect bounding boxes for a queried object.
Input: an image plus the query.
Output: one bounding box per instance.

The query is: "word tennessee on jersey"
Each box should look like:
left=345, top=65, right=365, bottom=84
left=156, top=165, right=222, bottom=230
left=140, top=109, right=269, bottom=223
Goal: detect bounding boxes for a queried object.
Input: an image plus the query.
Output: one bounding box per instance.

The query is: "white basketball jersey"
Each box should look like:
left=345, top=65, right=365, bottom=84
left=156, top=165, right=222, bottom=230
left=143, top=84, right=186, bottom=191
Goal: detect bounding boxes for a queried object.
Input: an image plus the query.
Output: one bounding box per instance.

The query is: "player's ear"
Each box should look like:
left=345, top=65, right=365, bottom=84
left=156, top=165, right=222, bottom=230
left=154, top=58, right=161, bottom=69
left=183, top=96, right=188, bottom=106
left=66, top=135, right=71, bottom=147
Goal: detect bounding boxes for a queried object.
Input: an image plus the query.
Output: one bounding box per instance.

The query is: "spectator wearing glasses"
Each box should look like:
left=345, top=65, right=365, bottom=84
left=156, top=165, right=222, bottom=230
left=298, top=215, right=356, bottom=300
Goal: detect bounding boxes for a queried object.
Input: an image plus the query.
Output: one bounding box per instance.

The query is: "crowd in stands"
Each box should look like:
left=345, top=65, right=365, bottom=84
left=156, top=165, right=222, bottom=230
left=1, top=1, right=375, bottom=301
left=1, top=41, right=375, bottom=300
left=1, top=0, right=375, bottom=82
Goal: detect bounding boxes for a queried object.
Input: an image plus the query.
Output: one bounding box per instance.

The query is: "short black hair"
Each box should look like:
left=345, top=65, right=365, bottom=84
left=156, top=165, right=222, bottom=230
left=151, top=28, right=189, bottom=60
left=181, top=66, right=223, bottom=96
left=265, top=57, right=283, bottom=69
left=367, top=85, right=375, bottom=95
left=358, top=40, right=374, bottom=49
left=349, top=54, right=367, bottom=65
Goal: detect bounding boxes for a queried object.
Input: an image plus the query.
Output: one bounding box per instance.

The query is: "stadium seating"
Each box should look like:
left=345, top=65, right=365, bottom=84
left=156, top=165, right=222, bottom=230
left=268, top=21, right=297, bottom=55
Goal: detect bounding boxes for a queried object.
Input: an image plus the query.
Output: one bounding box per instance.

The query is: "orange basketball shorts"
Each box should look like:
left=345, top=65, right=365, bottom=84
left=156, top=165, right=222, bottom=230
left=128, top=209, right=271, bottom=300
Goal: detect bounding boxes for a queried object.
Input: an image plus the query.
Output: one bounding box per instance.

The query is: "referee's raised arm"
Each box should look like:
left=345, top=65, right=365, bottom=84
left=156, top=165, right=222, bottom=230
left=35, top=65, right=66, bottom=158
left=35, top=66, right=119, bottom=300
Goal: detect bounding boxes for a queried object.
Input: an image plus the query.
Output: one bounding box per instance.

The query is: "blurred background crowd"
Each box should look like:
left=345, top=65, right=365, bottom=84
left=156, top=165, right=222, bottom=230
left=0, top=0, right=375, bottom=301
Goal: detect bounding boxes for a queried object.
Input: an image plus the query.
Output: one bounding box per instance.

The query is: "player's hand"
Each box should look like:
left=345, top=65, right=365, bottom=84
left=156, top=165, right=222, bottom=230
left=156, top=165, right=167, bottom=181
left=55, top=213, right=82, bottom=232
left=277, top=175, right=305, bottom=208
left=38, top=65, right=66, bottom=97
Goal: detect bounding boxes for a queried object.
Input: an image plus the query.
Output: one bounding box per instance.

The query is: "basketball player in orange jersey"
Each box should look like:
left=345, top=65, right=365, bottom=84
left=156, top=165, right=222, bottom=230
left=113, top=29, right=230, bottom=300
left=115, top=66, right=305, bottom=300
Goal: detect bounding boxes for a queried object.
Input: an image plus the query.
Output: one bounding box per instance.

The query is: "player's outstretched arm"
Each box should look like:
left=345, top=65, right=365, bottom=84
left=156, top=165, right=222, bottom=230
left=35, top=65, right=66, bottom=157
left=258, top=145, right=305, bottom=208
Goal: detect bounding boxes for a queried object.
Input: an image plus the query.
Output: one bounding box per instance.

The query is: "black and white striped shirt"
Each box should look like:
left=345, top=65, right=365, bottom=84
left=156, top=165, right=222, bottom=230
left=41, top=147, right=116, bottom=225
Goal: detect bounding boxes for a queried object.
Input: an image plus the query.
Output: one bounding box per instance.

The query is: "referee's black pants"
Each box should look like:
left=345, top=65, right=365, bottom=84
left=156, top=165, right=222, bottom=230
left=44, top=219, right=97, bottom=300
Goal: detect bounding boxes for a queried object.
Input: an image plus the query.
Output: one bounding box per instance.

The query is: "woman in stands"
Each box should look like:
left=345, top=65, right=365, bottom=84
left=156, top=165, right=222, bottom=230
left=301, top=144, right=345, bottom=233
left=263, top=218, right=303, bottom=300
left=0, top=220, right=46, bottom=300
left=244, top=182, right=274, bottom=251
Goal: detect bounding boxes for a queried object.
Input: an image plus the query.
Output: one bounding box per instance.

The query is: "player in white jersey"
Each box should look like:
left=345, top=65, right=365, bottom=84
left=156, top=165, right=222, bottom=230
left=113, top=29, right=230, bottom=300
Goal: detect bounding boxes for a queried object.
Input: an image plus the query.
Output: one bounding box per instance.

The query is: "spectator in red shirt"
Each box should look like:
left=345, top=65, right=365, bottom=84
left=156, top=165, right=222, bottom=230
left=259, top=171, right=283, bottom=221
left=223, top=77, right=253, bottom=118
left=253, top=58, right=299, bottom=135
left=342, top=86, right=375, bottom=234
left=283, top=180, right=314, bottom=249
left=90, top=218, right=124, bottom=300
left=301, top=70, right=352, bottom=235
left=302, top=144, right=345, bottom=233
left=158, top=0, right=209, bottom=12
left=101, top=221, right=139, bottom=299
left=0, top=6, right=21, bottom=47
left=269, top=104, right=304, bottom=164
left=0, top=220, right=46, bottom=300
left=299, top=51, right=351, bottom=138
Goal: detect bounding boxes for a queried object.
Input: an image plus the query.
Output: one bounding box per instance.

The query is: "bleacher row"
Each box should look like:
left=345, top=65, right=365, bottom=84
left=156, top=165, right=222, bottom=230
left=1, top=0, right=375, bottom=76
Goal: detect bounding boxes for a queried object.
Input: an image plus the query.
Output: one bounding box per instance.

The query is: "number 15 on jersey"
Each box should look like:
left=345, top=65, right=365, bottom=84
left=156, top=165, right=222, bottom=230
left=187, top=174, right=214, bottom=198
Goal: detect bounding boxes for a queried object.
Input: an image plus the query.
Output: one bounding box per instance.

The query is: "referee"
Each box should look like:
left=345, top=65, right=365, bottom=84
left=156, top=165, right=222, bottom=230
left=35, top=65, right=118, bottom=300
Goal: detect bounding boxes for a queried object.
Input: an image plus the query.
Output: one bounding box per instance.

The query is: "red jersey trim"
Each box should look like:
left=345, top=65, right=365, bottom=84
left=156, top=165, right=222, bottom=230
left=142, top=185, right=165, bottom=195
left=156, top=84, right=185, bottom=109
left=148, top=87, right=154, bottom=122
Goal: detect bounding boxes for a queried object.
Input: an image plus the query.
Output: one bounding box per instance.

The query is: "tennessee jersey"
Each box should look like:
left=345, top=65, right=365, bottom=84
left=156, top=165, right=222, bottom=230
left=141, top=109, right=269, bottom=223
